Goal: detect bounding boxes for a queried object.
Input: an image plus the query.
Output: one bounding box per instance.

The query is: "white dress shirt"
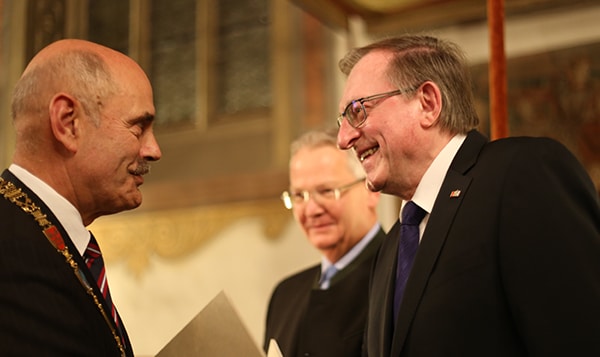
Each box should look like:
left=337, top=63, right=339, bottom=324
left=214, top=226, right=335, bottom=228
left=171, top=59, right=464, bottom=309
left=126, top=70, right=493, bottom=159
left=404, top=134, right=467, bottom=241
left=9, top=164, right=90, bottom=255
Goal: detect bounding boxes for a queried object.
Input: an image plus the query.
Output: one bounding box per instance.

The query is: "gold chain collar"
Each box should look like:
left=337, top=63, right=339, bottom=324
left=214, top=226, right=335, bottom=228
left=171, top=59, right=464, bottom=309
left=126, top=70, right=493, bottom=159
left=0, top=177, right=126, bottom=356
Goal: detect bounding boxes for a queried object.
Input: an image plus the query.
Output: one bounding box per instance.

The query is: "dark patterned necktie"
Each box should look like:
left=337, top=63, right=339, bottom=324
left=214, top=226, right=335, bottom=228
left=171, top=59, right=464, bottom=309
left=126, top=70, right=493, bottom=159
left=84, top=233, right=124, bottom=342
left=393, top=201, right=427, bottom=320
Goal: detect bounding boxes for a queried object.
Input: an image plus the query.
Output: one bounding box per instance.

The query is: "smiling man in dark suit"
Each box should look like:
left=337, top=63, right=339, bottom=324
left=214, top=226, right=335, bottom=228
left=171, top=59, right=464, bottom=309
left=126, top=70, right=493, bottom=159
left=264, top=129, right=384, bottom=357
left=336, top=35, right=600, bottom=357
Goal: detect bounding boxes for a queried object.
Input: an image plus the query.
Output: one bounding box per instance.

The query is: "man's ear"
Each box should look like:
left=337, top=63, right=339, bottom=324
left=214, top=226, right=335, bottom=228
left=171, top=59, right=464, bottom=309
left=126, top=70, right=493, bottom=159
left=48, top=93, right=80, bottom=152
left=418, top=81, right=442, bottom=128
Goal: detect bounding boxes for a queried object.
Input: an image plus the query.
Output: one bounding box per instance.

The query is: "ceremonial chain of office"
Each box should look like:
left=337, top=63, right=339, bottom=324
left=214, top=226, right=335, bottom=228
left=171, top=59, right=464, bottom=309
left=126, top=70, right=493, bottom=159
left=0, top=177, right=126, bottom=357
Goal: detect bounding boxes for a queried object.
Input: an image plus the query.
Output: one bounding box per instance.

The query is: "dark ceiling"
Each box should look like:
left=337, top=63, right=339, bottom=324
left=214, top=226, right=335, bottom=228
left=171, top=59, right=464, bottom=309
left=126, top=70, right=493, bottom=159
left=292, top=0, right=598, bottom=34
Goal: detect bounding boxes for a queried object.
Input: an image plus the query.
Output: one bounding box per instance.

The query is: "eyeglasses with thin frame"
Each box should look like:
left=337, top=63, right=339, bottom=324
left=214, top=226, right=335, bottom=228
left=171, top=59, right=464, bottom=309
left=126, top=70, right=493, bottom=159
left=281, top=177, right=366, bottom=210
left=336, top=87, right=414, bottom=128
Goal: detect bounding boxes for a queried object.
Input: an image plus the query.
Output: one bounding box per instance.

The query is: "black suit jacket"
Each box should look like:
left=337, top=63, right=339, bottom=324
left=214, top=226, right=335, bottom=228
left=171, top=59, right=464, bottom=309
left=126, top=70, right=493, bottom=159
left=366, top=131, right=600, bottom=357
left=264, top=228, right=385, bottom=357
left=0, top=170, right=133, bottom=356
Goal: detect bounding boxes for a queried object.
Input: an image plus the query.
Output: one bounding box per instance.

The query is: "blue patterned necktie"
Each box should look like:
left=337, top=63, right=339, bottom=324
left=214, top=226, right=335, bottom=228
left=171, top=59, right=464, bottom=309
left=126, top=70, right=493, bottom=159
left=84, top=233, right=124, bottom=343
left=393, top=201, right=427, bottom=320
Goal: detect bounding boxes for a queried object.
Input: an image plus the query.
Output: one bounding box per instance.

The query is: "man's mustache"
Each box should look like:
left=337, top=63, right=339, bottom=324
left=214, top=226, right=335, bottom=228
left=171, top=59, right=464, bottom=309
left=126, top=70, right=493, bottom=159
left=131, top=160, right=151, bottom=175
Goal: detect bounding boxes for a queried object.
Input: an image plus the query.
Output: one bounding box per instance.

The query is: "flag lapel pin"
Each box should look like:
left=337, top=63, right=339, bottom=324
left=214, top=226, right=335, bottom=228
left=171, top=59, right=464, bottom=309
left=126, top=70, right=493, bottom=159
left=449, top=189, right=461, bottom=198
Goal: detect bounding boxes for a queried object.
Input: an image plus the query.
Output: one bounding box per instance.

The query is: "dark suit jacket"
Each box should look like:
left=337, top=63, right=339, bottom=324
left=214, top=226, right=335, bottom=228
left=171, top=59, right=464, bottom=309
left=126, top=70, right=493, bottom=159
left=264, top=228, right=385, bottom=357
left=366, top=131, right=600, bottom=357
left=0, top=170, right=133, bottom=356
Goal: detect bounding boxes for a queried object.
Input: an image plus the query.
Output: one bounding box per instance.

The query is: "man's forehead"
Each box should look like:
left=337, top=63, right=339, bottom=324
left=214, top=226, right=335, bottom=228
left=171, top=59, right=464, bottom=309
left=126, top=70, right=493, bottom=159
left=292, top=147, right=347, bottom=170
left=351, top=51, right=392, bottom=80
left=340, top=52, right=391, bottom=103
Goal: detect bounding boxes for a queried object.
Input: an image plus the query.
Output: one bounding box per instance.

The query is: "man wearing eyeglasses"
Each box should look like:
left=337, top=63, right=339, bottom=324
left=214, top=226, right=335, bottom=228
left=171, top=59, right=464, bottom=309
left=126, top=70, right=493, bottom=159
left=336, top=35, right=600, bottom=356
left=263, top=129, right=385, bottom=357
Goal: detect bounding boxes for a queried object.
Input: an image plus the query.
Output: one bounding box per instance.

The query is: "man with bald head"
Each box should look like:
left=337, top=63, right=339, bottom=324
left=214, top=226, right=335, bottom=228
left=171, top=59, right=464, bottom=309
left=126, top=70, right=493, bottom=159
left=0, top=39, right=161, bottom=356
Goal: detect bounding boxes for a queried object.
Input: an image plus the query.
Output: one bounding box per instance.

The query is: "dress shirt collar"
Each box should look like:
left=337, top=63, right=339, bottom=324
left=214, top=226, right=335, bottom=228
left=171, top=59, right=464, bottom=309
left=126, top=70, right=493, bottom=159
left=401, top=133, right=467, bottom=235
left=407, top=134, right=466, bottom=215
left=321, top=222, right=381, bottom=274
left=9, top=164, right=90, bottom=255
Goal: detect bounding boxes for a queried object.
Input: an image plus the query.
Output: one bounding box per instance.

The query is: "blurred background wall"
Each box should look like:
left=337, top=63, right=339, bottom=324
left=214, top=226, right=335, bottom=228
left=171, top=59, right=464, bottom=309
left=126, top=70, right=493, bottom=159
left=1, top=1, right=599, bottom=355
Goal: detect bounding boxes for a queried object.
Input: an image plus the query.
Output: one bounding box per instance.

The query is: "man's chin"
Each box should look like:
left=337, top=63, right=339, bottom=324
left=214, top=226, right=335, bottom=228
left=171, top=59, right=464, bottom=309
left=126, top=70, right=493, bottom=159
left=365, top=178, right=379, bottom=192
left=308, top=233, right=337, bottom=248
left=129, top=197, right=143, bottom=210
left=366, top=175, right=386, bottom=193
left=118, top=192, right=143, bottom=212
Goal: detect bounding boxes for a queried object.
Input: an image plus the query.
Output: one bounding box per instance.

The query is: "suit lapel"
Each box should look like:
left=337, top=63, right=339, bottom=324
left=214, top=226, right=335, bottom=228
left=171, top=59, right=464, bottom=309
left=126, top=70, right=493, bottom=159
left=2, top=169, right=133, bottom=354
left=390, top=131, right=487, bottom=355
left=367, top=220, right=401, bottom=357
left=2, top=169, right=90, bottom=281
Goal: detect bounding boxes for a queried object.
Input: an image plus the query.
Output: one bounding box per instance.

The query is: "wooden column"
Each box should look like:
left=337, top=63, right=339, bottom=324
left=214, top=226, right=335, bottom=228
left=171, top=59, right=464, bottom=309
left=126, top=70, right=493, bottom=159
left=487, top=0, right=508, bottom=139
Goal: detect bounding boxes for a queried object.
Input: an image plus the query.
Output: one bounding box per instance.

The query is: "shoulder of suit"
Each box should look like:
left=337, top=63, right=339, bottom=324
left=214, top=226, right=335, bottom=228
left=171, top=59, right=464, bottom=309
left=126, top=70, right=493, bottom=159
left=274, top=264, right=320, bottom=287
